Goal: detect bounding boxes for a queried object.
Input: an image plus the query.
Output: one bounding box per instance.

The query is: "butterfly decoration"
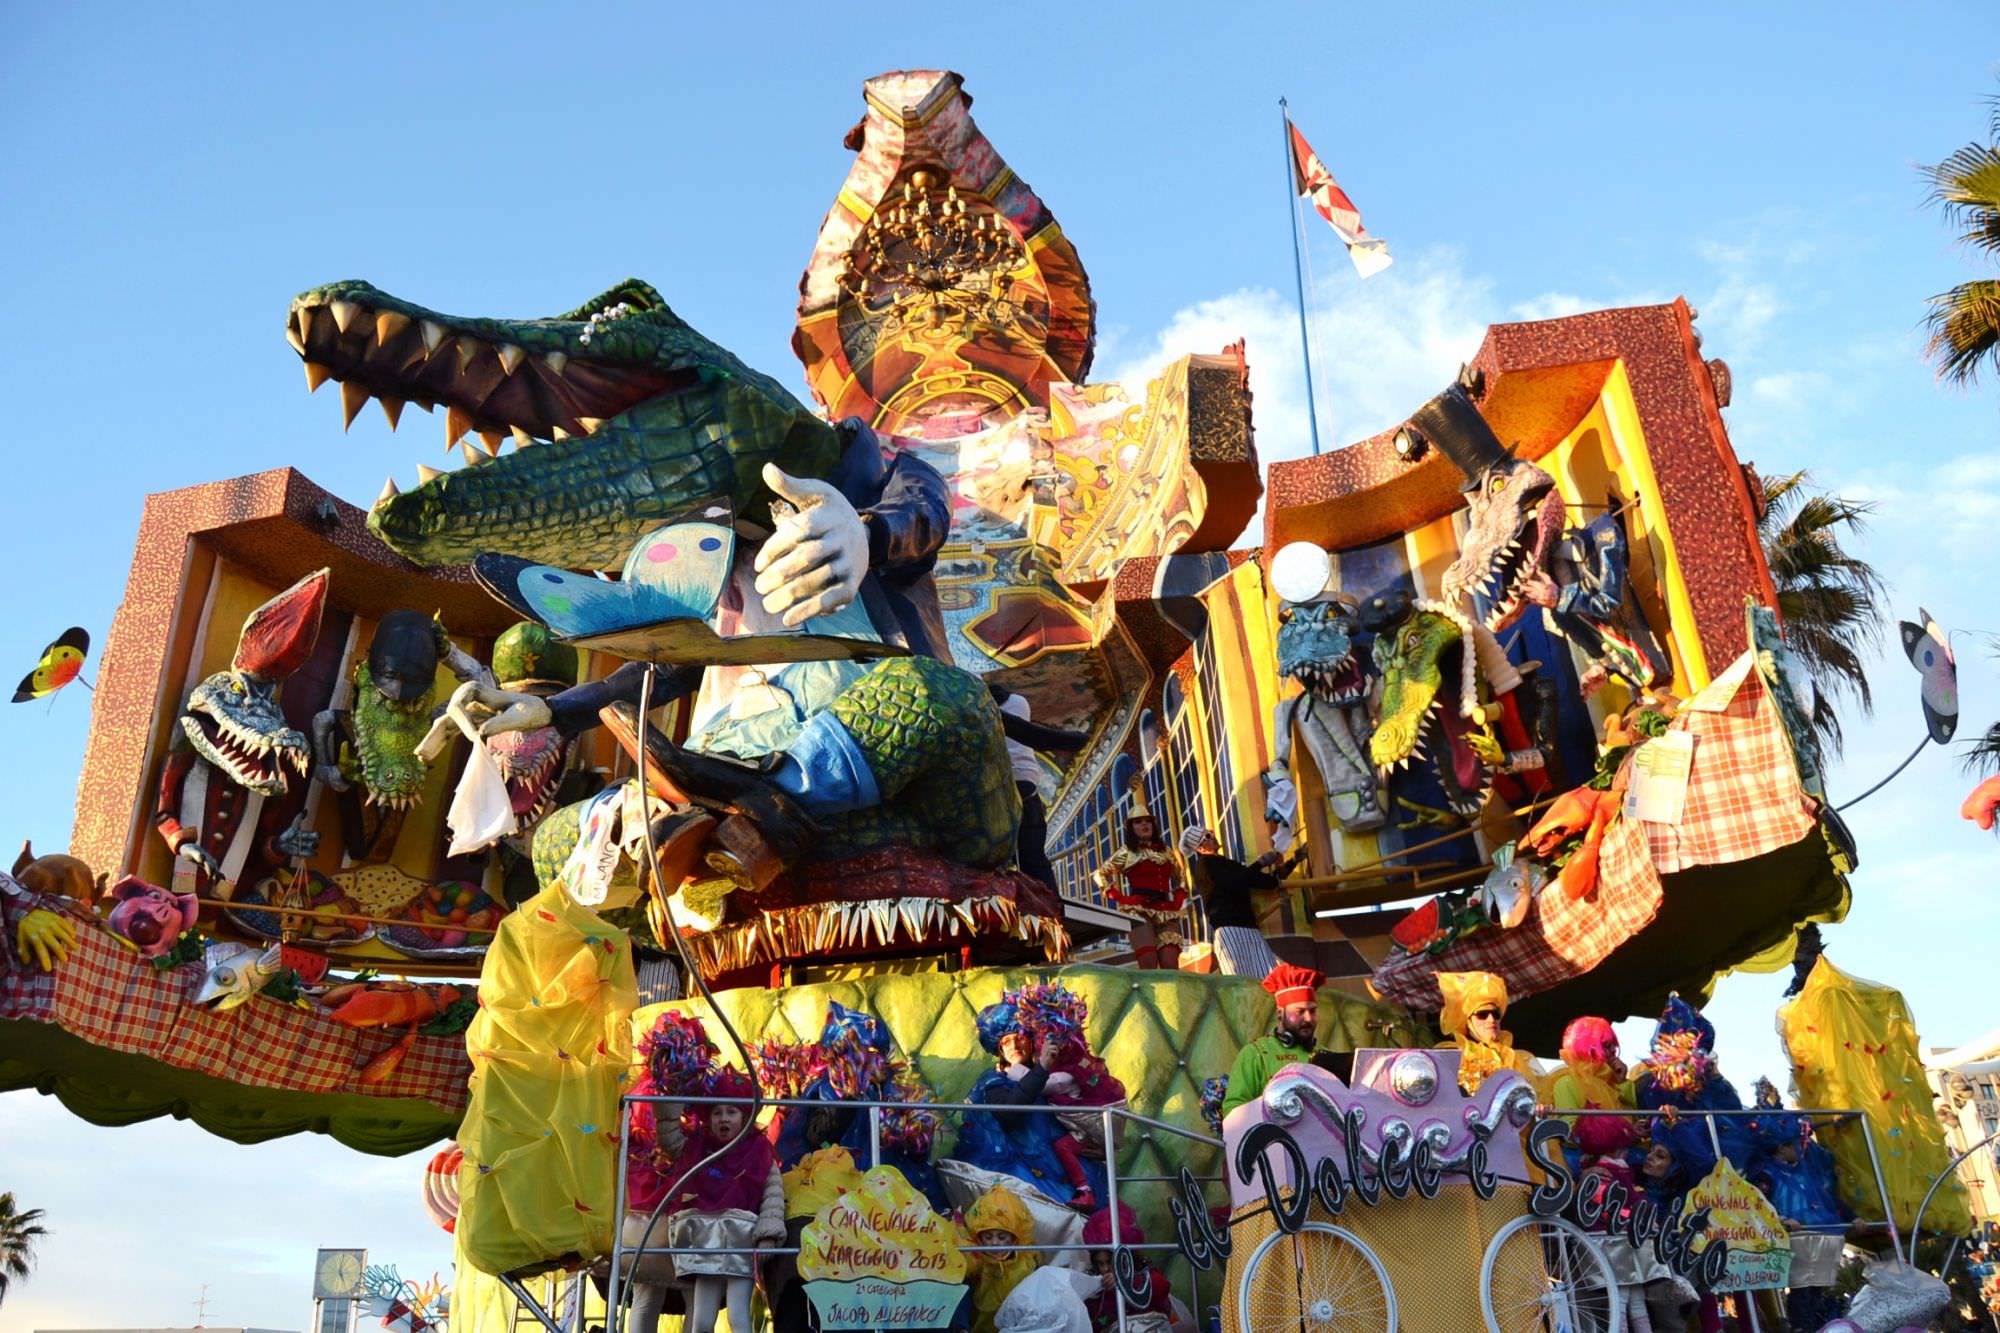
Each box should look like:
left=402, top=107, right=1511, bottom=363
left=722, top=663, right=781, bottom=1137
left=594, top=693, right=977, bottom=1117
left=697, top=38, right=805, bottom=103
left=473, top=500, right=904, bottom=666
left=12, top=626, right=90, bottom=703
left=1898, top=607, right=1957, bottom=745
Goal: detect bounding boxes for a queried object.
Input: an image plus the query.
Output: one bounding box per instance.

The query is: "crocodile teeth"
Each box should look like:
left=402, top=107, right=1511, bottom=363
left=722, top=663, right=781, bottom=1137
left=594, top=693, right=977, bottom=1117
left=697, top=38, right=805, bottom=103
left=551, top=426, right=571, bottom=441
left=478, top=429, right=503, bottom=455
left=416, top=463, right=445, bottom=484
left=577, top=417, right=606, bottom=434
left=420, top=320, right=447, bottom=354
left=286, top=326, right=306, bottom=355
left=297, top=306, right=318, bottom=343
left=446, top=405, right=473, bottom=448
left=376, top=310, right=411, bottom=344
left=511, top=426, right=535, bottom=449
left=455, top=336, right=485, bottom=374
left=495, top=343, right=525, bottom=375
left=329, top=299, right=360, bottom=334
left=460, top=440, right=491, bottom=467
left=379, top=395, right=405, bottom=430
left=340, top=381, right=370, bottom=430
left=542, top=351, right=567, bottom=375
left=305, top=361, right=331, bottom=393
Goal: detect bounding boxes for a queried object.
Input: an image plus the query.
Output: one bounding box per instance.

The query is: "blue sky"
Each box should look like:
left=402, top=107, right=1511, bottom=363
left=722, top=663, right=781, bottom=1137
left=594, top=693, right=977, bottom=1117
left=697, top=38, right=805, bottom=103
left=4, top=5, right=1998, bottom=1326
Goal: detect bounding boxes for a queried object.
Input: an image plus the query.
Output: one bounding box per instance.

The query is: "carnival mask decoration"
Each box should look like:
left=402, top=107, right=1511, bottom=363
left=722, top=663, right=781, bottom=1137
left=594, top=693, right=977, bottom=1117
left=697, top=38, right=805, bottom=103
left=180, top=571, right=328, bottom=797
left=105, top=875, right=200, bottom=957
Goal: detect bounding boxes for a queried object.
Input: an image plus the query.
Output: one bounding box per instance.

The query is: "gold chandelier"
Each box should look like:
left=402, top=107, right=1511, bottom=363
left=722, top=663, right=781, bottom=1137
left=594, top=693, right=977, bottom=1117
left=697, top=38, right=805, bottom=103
left=839, top=168, right=1029, bottom=336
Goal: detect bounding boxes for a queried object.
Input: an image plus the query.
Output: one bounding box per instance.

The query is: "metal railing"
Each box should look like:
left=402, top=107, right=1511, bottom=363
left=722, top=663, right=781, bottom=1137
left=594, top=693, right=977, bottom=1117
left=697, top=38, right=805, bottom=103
left=605, top=1092, right=1226, bottom=1333
left=486, top=1088, right=1923, bottom=1333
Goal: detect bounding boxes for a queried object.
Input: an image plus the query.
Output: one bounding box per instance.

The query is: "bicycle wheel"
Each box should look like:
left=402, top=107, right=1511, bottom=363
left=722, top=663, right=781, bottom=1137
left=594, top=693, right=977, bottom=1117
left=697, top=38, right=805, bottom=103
left=1237, top=1221, right=1396, bottom=1333
left=1479, top=1213, right=1622, bottom=1333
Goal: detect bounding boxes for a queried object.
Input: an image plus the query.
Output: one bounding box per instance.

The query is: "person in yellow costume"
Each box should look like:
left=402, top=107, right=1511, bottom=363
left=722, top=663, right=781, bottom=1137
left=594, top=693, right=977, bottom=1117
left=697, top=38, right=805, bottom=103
left=1435, top=971, right=1541, bottom=1096
left=964, top=1184, right=1039, bottom=1333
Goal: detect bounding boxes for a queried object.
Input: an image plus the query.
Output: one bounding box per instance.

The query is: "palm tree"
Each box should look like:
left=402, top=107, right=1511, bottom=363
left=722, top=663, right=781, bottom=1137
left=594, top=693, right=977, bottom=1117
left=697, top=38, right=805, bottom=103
left=0, top=1192, right=48, bottom=1307
left=1758, top=470, right=1888, bottom=757
left=1922, top=95, right=2000, bottom=386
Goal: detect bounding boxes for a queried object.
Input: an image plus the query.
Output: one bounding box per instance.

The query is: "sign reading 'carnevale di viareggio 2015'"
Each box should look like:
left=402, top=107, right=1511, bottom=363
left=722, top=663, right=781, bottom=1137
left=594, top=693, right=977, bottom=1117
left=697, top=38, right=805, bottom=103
left=798, top=1166, right=968, bottom=1330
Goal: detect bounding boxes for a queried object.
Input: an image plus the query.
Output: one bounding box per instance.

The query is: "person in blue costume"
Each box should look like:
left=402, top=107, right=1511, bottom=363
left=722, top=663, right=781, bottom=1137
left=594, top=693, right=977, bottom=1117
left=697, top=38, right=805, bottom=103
left=1632, top=995, right=1754, bottom=1183
left=771, top=1001, right=945, bottom=1208
left=1745, top=1079, right=1852, bottom=1331
left=952, top=1001, right=1106, bottom=1210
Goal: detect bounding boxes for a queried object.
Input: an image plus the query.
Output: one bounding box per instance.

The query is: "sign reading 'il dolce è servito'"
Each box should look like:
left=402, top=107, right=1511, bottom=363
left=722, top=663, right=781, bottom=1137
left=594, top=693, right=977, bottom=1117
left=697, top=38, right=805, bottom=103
left=798, top=1165, right=968, bottom=1331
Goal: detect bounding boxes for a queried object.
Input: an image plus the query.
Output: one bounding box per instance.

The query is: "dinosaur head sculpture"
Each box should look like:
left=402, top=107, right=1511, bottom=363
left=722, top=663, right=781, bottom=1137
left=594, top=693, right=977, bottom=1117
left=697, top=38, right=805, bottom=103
left=287, top=279, right=841, bottom=569
left=1277, top=599, right=1369, bottom=705
left=1409, top=384, right=1565, bottom=631
left=1368, top=601, right=1493, bottom=818
left=180, top=570, right=327, bottom=797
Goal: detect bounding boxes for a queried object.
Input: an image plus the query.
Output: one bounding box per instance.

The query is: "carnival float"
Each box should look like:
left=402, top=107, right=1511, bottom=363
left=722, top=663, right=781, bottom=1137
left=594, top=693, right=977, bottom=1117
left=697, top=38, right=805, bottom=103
left=0, top=68, right=1980, bottom=1332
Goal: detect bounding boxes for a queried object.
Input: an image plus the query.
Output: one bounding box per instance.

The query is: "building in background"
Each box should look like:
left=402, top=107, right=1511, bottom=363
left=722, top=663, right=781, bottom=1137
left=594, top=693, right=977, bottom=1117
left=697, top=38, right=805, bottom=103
left=1926, top=1029, right=2000, bottom=1232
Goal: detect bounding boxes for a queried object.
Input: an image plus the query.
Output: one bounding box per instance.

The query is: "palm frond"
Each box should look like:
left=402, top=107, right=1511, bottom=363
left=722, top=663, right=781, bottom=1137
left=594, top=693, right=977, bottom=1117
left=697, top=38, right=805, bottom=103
left=1961, top=720, right=2000, bottom=776
left=1924, top=280, right=2000, bottom=386
left=1758, top=470, right=1888, bottom=758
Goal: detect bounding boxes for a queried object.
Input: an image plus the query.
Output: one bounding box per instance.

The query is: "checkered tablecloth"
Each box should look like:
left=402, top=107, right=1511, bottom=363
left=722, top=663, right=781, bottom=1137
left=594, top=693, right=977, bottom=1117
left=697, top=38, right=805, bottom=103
left=1373, top=653, right=1818, bottom=1010
left=0, top=876, right=470, bottom=1110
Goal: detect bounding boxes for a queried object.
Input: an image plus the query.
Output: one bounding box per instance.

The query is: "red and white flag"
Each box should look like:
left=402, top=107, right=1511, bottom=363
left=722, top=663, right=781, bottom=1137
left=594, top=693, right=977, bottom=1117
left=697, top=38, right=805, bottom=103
left=1288, top=120, right=1393, bottom=278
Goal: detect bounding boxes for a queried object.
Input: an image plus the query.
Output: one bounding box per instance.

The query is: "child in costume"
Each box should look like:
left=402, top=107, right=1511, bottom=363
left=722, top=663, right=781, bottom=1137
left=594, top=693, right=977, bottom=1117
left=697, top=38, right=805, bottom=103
left=767, top=1001, right=944, bottom=1208
left=1572, top=1114, right=1660, bottom=1333
left=1550, top=1016, right=1634, bottom=1173
left=1635, top=1131, right=1720, bottom=1333
left=1746, top=1082, right=1850, bottom=1331
left=965, top=1184, right=1041, bottom=1333
left=1434, top=971, right=1540, bottom=1096
left=1082, top=1204, right=1174, bottom=1333
left=959, top=999, right=1104, bottom=1211
left=1632, top=995, right=1753, bottom=1182
left=652, top=1068, right=787, bottom=1333
left=1093, top=812, right=1185, bottom=970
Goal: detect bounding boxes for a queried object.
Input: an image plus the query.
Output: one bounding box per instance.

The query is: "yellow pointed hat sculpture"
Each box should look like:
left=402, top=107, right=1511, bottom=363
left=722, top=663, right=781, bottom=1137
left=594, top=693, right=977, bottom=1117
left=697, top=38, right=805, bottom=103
left=1778, top=957, right=1971, bottom=1236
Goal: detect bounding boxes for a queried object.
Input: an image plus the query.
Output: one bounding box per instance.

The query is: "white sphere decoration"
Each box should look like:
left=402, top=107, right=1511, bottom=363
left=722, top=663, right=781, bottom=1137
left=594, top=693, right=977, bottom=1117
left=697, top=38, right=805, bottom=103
left=1270, top=542, right=1333, bottom=604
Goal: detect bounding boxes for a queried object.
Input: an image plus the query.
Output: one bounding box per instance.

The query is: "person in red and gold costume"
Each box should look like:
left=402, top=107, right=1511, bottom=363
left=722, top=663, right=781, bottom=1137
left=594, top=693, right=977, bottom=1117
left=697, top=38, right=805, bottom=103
left=154, top=571, right=329, bottom=898
left=1093, top=812, right=1185, bottom=970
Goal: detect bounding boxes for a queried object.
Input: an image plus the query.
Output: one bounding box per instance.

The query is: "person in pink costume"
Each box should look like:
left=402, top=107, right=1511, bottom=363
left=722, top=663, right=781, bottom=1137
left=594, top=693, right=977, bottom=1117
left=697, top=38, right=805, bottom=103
left=1082, top=1204, right=1174, bottom=1333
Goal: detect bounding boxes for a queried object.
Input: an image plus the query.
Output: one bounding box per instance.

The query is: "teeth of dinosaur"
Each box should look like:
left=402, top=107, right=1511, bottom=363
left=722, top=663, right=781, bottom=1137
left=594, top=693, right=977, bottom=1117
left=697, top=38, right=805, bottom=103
left=577, top=417, right=606, bottom=434
left=377, top=476, right=400, bottom=505
left=455, top=336, right=485, bottom=374
left=379, top=395, right=405, bottom=430
left=305, top=362, right=331, bottom=393
left=329, top=299, right=360, bottom=334
left=551, top=426, right=571, bottom=441
left=375, top=310, right=411, bottom=344
left=446, top=405, right=473, bottom=448
left=297, top=306, right=317, bottom=343
left=542, top=351, right=567, bottom=375
left=495, top=343, right=525, bottom=375
left=340, top=381, right=370, bottom=431
left=460, top=440, right=490, bottom=467
left=420, top=320, right=447, bottom=354
left=511, top=426, right=535, bottom=449
left=477, top=429, right=503, bottom=455
left=416, top=463, right=444, bottom=484
left=286, top=326, right=306, bottom=355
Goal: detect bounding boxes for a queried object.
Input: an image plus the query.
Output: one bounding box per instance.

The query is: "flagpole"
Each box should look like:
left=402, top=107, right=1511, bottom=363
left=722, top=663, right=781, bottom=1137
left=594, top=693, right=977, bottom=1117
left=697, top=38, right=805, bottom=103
left=1279, top=96, right=1324, bottom=457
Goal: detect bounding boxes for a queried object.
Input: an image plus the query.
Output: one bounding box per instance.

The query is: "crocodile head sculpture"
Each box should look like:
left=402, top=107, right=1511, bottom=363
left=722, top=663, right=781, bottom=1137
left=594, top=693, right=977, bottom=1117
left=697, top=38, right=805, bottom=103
left=1277, top=599, right=1370, bottom=705
left=287, top=279, right=841, bottom=569
left=182, top=670, right=313, bottom=799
